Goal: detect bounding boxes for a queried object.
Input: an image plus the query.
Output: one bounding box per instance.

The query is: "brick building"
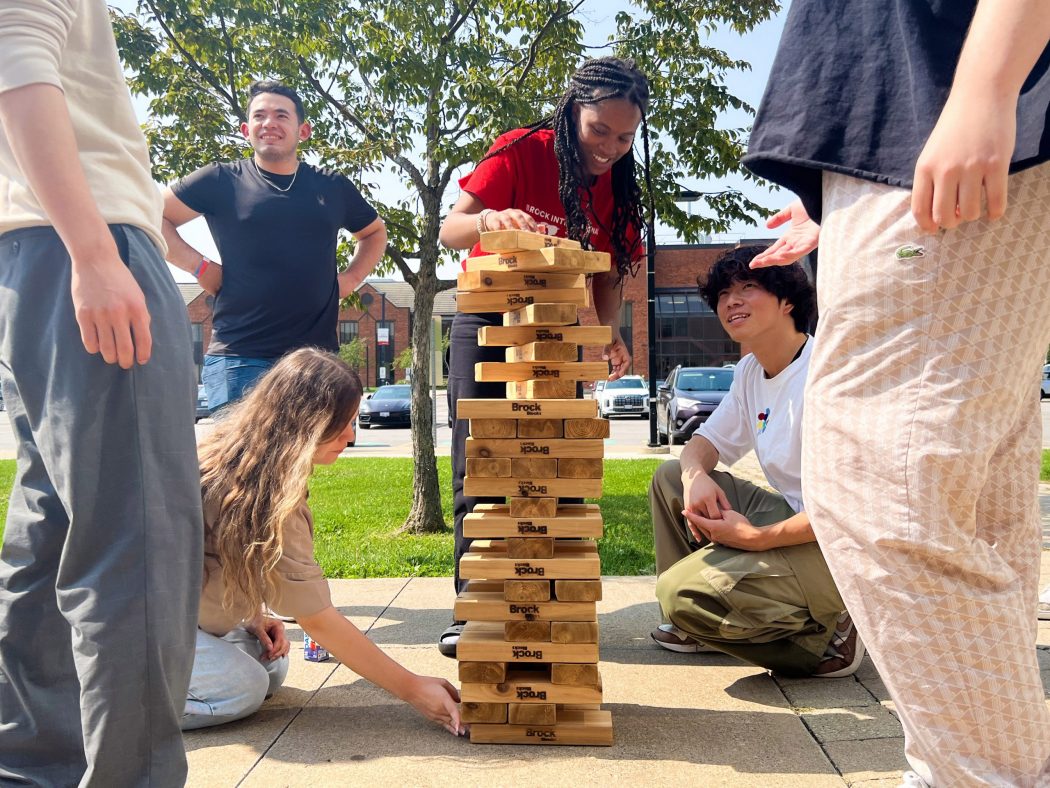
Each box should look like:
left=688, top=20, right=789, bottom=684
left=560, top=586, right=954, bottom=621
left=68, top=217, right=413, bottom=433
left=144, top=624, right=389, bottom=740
left=576, top=240, right=785, bottom=381
left=179, top=279, right=457, bottom=388
left=179, top=240, right=794, bottom=386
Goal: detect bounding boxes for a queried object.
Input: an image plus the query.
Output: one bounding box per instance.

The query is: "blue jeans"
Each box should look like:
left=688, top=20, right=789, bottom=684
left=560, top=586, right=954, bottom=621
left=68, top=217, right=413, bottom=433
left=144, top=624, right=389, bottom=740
left=181, top=628, right=289, bottom=731
left=202, top=354, right=276, bottom=414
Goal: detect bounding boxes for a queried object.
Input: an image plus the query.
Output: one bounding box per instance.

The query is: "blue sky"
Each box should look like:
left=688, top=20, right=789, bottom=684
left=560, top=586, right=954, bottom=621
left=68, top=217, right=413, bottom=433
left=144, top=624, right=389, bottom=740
left=113, top=1, right=789, bottom=281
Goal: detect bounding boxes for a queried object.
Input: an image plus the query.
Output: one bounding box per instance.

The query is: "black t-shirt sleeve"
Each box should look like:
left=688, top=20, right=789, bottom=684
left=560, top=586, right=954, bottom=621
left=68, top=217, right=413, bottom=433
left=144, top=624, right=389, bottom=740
left=340, top=178, right=379, bottom=233
left=171, top=162, right=226, bottom=216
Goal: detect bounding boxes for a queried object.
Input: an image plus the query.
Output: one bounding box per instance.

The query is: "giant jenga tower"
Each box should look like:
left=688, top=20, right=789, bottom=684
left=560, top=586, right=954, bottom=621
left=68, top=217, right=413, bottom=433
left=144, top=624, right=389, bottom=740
left=454, top=229, right=614, bottom=746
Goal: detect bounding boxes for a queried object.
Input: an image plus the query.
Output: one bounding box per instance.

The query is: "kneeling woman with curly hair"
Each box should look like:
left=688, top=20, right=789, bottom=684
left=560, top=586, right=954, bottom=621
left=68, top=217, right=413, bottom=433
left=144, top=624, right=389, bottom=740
left=182, top=348, right=462, bottom=735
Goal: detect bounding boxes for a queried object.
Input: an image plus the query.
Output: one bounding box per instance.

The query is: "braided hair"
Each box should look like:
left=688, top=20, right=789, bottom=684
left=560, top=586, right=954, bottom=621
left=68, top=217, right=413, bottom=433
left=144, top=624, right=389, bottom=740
left=480, top=57, right=652, bottom=281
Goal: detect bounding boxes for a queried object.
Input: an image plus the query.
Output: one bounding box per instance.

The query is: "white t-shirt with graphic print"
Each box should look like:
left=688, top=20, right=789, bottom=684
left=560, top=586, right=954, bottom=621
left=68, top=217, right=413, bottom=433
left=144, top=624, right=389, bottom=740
left=693, top=338, right=811, bottom=514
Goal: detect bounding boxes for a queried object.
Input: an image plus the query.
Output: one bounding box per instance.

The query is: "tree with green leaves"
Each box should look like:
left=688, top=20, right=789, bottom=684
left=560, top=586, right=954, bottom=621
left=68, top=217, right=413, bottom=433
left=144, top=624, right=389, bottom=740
left=113, top=0, right=778, bottom=533
left=338, top=337, right=367, bottom=372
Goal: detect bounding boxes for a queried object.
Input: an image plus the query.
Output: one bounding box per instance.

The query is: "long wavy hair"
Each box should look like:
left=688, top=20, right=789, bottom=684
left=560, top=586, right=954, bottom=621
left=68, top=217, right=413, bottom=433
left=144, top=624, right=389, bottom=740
left=480, top=56, right=652, bottom=282
left=198, top=348, right=362, bottom=619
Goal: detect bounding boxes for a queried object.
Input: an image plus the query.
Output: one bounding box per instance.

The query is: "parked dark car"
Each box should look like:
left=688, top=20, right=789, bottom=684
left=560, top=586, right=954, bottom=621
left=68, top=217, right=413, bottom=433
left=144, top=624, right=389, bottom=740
left=656, top=366, right=734, bottom=445
left=1042, top=364, right=1050, bottom=399
left=358, top=384, right=412, bottom=428
left=195, top=385, right=209, bottom=422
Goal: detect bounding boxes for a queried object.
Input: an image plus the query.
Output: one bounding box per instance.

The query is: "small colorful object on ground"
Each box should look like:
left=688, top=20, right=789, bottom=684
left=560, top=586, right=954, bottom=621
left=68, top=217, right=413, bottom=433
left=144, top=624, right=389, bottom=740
left=303, top=633, right=330, bottom=662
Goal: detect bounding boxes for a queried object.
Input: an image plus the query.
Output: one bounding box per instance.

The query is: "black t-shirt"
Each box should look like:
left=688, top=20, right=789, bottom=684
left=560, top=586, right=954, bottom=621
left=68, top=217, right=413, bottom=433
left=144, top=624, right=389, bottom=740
left=743, top=1, right=1050, bottom=221
left=173, top=160, right=379, bottom=358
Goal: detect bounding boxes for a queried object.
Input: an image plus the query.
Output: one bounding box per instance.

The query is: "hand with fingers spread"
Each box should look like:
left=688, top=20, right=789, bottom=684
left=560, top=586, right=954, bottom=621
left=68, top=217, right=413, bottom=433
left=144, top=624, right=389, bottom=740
left=749, top=200, right=820, bottom=269
left=403, top=674, right=466, bottom=737
left=683, top=508, right=770, bottom=551
left=70, top=255, right=152, bottom=369
left=911, top=90, right=1015, bottom=234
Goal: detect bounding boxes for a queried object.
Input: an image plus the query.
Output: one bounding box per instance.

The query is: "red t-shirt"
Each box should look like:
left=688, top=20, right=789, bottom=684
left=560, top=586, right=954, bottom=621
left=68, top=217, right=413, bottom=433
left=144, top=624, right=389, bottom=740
left=457, top=128, right=640, bottom=268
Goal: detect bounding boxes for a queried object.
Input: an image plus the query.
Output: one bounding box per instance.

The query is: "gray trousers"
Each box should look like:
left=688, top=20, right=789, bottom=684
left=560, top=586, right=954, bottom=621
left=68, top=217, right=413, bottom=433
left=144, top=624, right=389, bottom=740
left=0, top=226, right=203, bottom=787
left=651, top=460, right=844, bottom=676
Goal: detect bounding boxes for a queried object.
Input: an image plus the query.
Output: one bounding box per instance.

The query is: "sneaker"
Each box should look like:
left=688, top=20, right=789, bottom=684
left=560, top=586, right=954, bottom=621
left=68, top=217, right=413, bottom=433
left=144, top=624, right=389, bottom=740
left=1038, top=585, right=1050, bottom=621
left=438, top=623, right=463, bottom=659
left=898, top=771, right=930, bottom=787
left=813, top=612, right=865, bottom=678
left=650, top=624, right=720, bottom=653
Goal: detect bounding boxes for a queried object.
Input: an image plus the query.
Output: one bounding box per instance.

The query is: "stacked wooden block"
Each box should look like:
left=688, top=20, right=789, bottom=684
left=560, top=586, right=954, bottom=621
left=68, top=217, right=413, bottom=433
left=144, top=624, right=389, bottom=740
left=455, top=230, right=614, bottom=746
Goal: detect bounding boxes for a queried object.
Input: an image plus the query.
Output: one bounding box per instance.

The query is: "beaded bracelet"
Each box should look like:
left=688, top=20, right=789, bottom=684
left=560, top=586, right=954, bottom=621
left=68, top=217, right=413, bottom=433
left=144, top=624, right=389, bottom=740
left=475, top=209, right=493, bottom=238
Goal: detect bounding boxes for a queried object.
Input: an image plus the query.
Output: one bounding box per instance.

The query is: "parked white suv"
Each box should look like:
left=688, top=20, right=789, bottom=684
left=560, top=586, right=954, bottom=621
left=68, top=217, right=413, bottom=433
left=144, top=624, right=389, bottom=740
left=598, top=375, right=649, bottom=419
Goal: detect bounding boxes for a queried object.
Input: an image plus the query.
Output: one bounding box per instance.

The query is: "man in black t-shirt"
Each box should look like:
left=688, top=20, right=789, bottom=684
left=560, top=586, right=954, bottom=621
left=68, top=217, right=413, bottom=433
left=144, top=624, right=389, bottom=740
left=162, top=80, right=386, bottom=412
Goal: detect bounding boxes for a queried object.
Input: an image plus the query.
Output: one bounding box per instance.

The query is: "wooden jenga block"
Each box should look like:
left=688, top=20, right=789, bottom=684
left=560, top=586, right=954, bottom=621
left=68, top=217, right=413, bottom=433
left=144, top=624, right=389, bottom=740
left=554, top=580, right=603, bottom=602
left=458, top=270, right=585, bottom=292
left=458, top=622, right=598, bottom=663
left=460, top=551, right=600, bottom=581
left=459, top=661, right=507, bottom=683
left=468, top=539, right=596, bottom=555
left=478, top=230, right=582, bottom=252
left=508, top=497, right=557, bottom=518
left=564, top=418, right=611, bottom=439
left=516, top=418, right=563, bottom=439
left=557, top=458, right=604, bottom=479
left=456, top=289, right=586, bottom=314
left=504, top=580, right=551, bottom=602
left=460, top=669, right=603, bottom=704
left=508, top=703, right=557, bottom=725
left=463, top=579, right=505, bottom=593
left=507, top=343, right=579, bottom=363
left=505, top=620, right=551, bottom=642
left=465, top=457, right=512, bottom=478
left=506, top=537, right=555, bottom=559
left=509, top=457, right=558, bottom=478
left=469, top=418, right=517, bottom=438
left=466, top=438, right=604, bottom=459
left=551, top=621, right=599, bottom=644
left=506, top=379, right=578, bottom=399
left=468, top=708, right=613, bottom=746
left=457, top=398, right=597, bottom=420
left=466, top=477, right=602, bottom=499
left=454, top=591, right=596, bottom=623
left=463, top=505, right=604, bottom=539
left=475, top=361, right=605, bottom=383
left=502, top=303, right=577, bottom=327
left=551, top=663, right=601, bottom=687
left=460, top=702, right=507, bottom=724
left=478, top=325, right=612, bottom=348
left=465, top=246, right=610, bottom=274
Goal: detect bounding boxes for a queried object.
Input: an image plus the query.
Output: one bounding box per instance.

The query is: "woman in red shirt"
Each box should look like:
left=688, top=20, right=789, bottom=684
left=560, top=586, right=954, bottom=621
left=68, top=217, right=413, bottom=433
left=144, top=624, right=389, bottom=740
left=437, top=56, right=651, bottom=656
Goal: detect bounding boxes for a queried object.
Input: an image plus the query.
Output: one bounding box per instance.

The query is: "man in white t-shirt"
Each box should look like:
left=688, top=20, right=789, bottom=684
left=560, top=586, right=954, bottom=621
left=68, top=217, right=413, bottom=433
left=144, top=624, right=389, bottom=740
left=650, top=246, right=858, bottom=677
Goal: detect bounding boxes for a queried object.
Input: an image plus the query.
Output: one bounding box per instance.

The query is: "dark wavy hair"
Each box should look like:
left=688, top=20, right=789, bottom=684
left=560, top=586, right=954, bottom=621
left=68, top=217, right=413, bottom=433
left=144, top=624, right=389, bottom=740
left=248, top=80, right=306, bottom=124
left=478, top=57, right=651, bottom=282
left=698, top=245, right=816, bottom=334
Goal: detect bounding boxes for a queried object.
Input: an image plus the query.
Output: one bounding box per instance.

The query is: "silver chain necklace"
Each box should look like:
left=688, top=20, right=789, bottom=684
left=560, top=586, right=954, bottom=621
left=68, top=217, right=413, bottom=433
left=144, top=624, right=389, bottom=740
left=253, top=159, right=299, bottom=193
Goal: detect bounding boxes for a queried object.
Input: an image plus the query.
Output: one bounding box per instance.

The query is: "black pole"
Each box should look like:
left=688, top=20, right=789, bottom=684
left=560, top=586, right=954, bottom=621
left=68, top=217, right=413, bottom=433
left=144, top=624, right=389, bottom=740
left=646, top=223, right=658, bottom=447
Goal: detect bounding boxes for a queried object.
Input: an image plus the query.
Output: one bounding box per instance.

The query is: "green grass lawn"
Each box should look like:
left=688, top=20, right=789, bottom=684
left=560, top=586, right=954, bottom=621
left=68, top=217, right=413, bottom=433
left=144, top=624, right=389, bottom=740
left=1043, top=449, right=1050, bottom=482
left=0, top=457, right=663, bottom=577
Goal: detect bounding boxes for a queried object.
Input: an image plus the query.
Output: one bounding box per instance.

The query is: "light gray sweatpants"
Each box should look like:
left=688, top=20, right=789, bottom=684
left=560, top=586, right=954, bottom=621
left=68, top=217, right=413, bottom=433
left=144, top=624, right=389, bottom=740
left=806, top=167, right=1050, bottom=786
left=0, top=225, right=203, bottom=788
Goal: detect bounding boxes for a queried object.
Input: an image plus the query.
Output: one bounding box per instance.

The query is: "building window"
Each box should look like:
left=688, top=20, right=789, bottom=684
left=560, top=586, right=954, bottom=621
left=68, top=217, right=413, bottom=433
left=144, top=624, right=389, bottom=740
left=620, top=301, right=633, bottom=373
left=376, top=320, right=394, bottom=384
left=191, top=323, right=204, bottom=365
left=338, top=320, right=359, bottom=346
left=653, top=290, right=737, bottom=379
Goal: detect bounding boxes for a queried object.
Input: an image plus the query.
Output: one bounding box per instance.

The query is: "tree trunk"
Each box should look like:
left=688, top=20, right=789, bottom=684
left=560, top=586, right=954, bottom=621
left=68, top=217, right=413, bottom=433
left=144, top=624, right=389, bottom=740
left=400, top=250, right=447, bottom=534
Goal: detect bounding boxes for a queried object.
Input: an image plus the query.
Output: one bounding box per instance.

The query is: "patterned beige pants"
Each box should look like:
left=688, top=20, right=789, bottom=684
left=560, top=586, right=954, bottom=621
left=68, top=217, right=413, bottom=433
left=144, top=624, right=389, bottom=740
left=805, top=167, right=1050, bottom=787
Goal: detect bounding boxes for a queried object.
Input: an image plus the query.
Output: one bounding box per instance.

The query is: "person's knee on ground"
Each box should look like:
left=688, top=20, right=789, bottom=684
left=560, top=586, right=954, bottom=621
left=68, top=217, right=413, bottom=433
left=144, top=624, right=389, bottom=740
left=181, top=648, right=272, bottom=731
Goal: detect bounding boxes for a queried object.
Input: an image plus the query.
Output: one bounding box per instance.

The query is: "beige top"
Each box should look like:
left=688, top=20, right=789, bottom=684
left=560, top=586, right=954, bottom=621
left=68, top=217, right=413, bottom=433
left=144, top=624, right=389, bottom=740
left=0, top=0, right=166, bottom=251
left=199, top=493, right=333, bottom=637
